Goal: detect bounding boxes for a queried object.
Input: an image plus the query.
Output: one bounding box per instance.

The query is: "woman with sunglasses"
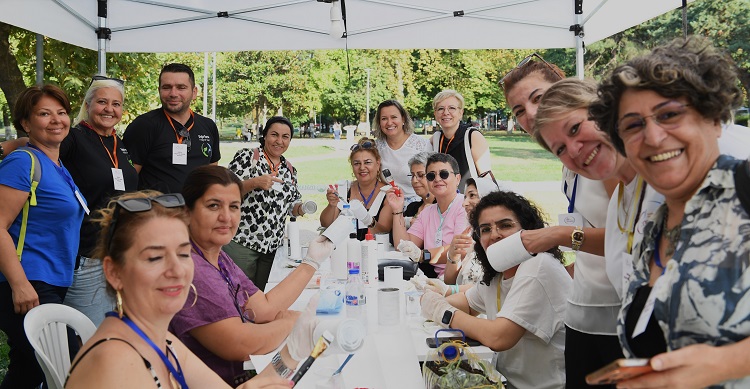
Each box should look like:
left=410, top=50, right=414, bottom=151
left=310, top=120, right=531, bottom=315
left=589, top=36, right=750, bottom=388
left=66, top=191, right=320, bottom=388
left=225, top=116, right=311, bottom=291
left=57, top=76, right=139, bottom=327
left=430, top=90, right=491, bottom=192
left=420, top=191, right=571, bottom=388
left=0, top=85, right=87, bottom=388
left=372, top=100, right=432, bottom=206
left=320, top=137, right=394, bottom=240
left=387, top=153, right=467, bottom=278
left=501, top=54, right=629, bottom=388
left=170, top=165, right=333, bottom=385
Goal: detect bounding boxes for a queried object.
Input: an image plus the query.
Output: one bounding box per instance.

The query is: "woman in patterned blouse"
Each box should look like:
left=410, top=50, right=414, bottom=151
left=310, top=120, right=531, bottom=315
left=591, top=36, right=750, bottom=388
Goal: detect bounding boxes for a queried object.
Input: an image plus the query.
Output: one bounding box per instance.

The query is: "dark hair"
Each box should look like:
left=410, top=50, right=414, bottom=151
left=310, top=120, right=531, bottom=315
left=92, top=190, right=190, bottom=292
left=470, top=191, right=563, bottom=285
left=426, top=153, right=460, bottom=174
left=590, top=36, right=742, bottom=156
left=159, top=63, right=196, bottom=88
left=13, top=84, right=71, bottom=133
left=372, top=100, right=415, bottom=139
left=182, top=165, right=243, bottom=210
left=260, top=116, right=294, bottom=146
left=501, top=59, right=566, bottom=98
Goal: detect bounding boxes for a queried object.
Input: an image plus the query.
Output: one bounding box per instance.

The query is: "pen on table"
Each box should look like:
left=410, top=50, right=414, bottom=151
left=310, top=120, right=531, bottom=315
left=332, top=353, right=354, bottom=376
left=291, top=331, right=334, bottom=386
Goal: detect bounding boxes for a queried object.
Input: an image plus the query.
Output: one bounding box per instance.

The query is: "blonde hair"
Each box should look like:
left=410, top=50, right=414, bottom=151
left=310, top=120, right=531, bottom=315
left=74, top=79, right=125, bottom=127
left=533, top=78, right=599, bottom=153
left=432, top=89, right=465, bottom=111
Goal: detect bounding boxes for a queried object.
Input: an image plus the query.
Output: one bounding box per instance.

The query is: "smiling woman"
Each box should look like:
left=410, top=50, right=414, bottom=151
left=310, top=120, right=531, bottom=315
left=590, top=36, right=750, bottom=388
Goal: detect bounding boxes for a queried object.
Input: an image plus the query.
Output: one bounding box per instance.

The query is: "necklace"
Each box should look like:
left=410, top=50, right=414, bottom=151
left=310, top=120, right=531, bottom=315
left=663, top=213, right=681, bottom=257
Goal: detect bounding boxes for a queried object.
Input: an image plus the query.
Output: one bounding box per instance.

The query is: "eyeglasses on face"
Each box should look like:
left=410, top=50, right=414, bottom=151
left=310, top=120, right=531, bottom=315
left=350, top=141, right=374, bottom=152
left=475, top=219, right=519, bottom=239
left=435, top=105, right=460, bottom=114
left=499, top=52, right=562, bottom=87
left=106, top=194, right=186, bottom=251
left=177, top=126, right=192, bottom=151
left=617, top=101, right=691, bottom=143
left=425, top=169, right=456, bottom=182
left=408, top=171, right=426, bottom=181
left=90, top=75, right=125, bottom=87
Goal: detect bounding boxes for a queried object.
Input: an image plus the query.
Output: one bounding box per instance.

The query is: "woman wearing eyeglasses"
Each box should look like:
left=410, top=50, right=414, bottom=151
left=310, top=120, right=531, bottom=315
left=320, top=137, right=395, bottom=240
left=420, top=190, right=571, bottom=389
left=56, top=76, right=139, bottom=327
left=0, top=85, right=87, bottom=388
left=225, top=116, right=311, bottom=291
left=66, top=190, right=322, bottom=389
left=372, top=100, right=432, bottom=206
left=430, top=90, right=491, bottom=192
left=588, top=37, right=750, bottom=388
left=169, top=165, right=333, bottom=385
left=387, top=153, right=467, bottom=278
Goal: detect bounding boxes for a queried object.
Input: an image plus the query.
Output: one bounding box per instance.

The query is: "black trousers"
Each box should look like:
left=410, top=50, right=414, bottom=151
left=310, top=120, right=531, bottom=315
left=565, top=325, right=624, bottom=389
left=0, top=281, right=77, bottom=389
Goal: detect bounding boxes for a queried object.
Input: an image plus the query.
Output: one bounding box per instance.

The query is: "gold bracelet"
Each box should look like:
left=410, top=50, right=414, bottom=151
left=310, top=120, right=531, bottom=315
left=392, top=211, right=403, bottom=215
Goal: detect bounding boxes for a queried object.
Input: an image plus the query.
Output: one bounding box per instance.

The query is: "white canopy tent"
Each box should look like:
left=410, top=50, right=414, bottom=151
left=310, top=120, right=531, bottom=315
left=2, top=0, right=691, bottom=76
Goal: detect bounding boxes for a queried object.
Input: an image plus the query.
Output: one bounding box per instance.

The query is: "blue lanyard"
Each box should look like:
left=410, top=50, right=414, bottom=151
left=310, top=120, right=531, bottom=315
left=190, top=241, right=233, bottom=287
left=564, top=174, right=579, bottom=213
left=26, top=143, right=79, bottom=194
left=106, top=312, right=189, bottom=389
left=653, top=227, right=667, bottom=276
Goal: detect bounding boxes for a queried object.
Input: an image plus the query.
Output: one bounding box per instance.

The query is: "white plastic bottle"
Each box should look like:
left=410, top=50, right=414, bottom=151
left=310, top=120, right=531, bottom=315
left=345, top=268, right=366, bottom=324
left=288, top=216, right=301, bottom=259
left=340, top=203, right=357, bottom=235
left=347, top=232, right=361, bottom=271
left=361, top=229, right=378, bottom=285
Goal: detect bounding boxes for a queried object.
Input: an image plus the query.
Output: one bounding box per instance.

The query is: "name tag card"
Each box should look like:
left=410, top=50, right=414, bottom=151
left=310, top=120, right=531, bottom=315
left=172, top=143, right=188, bottom=165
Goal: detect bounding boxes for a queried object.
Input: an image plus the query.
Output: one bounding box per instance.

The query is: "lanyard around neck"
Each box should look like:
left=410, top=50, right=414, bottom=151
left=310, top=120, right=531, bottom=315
left=107, top=312, right=189, bottom=389
left=190, top=240, right=233, bottom=287
left=617, top=176, right=646, bottom=253
left=439, top=133, right=455, bottom=154
left=436, top=195, right=457, bottom=232
left=262, top=149, right=279, bottom=176
left=358, top=182, right=377, bottom=207
left=81, top=121, right=119, bottom=169
left=564, top=174, right=579, bottom=213
left=163, top=110, right=194, bottom=144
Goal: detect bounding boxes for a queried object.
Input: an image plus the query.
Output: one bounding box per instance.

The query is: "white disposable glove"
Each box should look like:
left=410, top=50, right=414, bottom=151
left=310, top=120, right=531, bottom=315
left=420, top=290, right=457, bottom=329
left=302, top=235, right=334, bottom=271
left=410, top=274, right=429, bottom=291
left=286, top=294, right=321, bottom=362
left=398, top=240, right=422, bottom=262
left=348, top=199, right=374, bottom=227
left=425, top=278, right=450, bottom=297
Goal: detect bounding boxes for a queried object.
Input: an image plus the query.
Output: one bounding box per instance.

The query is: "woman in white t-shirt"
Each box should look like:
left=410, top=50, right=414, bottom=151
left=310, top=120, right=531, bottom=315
left=372, top=99, right=432, bottom=206
left=420, top=191, right=571, bottom=389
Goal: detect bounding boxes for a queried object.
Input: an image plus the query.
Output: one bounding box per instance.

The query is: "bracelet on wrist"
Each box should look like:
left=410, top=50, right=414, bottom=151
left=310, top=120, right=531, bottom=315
left=392, top=211, right=403, bottom=215
left=271, top=351, right=295, bottom=379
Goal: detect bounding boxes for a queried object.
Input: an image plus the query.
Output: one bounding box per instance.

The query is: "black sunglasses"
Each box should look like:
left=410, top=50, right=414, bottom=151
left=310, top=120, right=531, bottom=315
left=90, top=75, right=125, bottom=86
left=425, top=169, right=456, bottom=182
left=106, top=194, right=186, bottom=251
left=350, top=141, right=375, bottom=152
left=499, top=53, right=562, bottom=87
left=177, top=126, right=192, bottom=152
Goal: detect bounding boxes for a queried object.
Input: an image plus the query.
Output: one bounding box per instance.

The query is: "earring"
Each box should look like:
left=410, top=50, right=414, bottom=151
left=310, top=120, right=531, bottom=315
left=190, top=283, right=198, bottom=307
left=116, top=289, right=124, bottom=318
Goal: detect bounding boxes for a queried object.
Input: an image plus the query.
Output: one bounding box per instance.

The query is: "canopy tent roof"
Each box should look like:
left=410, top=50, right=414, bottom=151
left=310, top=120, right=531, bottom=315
left=3, top=0, right=690, bottom=53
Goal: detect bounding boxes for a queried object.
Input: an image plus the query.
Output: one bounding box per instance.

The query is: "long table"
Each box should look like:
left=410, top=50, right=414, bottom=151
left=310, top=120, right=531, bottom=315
left=244, top=251, right=495, bottom=388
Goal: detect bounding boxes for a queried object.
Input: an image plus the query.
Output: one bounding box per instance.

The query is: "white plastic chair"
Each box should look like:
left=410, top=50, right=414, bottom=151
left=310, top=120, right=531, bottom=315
left=23, top=303, right=97, bottom=389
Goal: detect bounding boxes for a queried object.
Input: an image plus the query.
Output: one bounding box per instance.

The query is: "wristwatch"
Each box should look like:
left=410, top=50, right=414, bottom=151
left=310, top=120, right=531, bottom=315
left=422, top=249, right=431, bottom=264
left=441, top=309, right=454, bottom=328
left=571, top=227, right=584, bottom=251
left=271, top=351, right=294, bottom=379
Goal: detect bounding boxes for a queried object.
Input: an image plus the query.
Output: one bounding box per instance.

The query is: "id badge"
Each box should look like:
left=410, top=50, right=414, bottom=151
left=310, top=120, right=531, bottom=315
left=632, top=275, right=668, bottom=338
left=558, top=212, right=583, bottom=252
left=434, top=229, right=443, bottom=246
left=111, top=168, right=126, bottom=191
left=172, top=143, right=188, bottom=165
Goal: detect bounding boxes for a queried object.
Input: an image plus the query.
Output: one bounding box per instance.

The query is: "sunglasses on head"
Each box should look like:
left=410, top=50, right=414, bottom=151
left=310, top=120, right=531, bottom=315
left=90, top=75, right=125, bottom=87
left=499, top=52, right=562, bottom=87
left=106, top=194, right=186, bottom=251
left=350, top=141, right=374, bottom=152
left=425, top=169, right=455, bottom=182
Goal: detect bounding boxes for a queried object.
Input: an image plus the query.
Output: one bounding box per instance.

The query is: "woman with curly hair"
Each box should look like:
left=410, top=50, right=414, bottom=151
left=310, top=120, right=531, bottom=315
left=589, top=36, right=750, bottom=388
left=419, top=191, right=571, bottom=389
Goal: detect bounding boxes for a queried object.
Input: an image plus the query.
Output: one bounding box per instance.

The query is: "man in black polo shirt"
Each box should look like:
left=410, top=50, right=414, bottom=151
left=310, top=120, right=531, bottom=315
left=123, top=63, right=221, bottom=192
